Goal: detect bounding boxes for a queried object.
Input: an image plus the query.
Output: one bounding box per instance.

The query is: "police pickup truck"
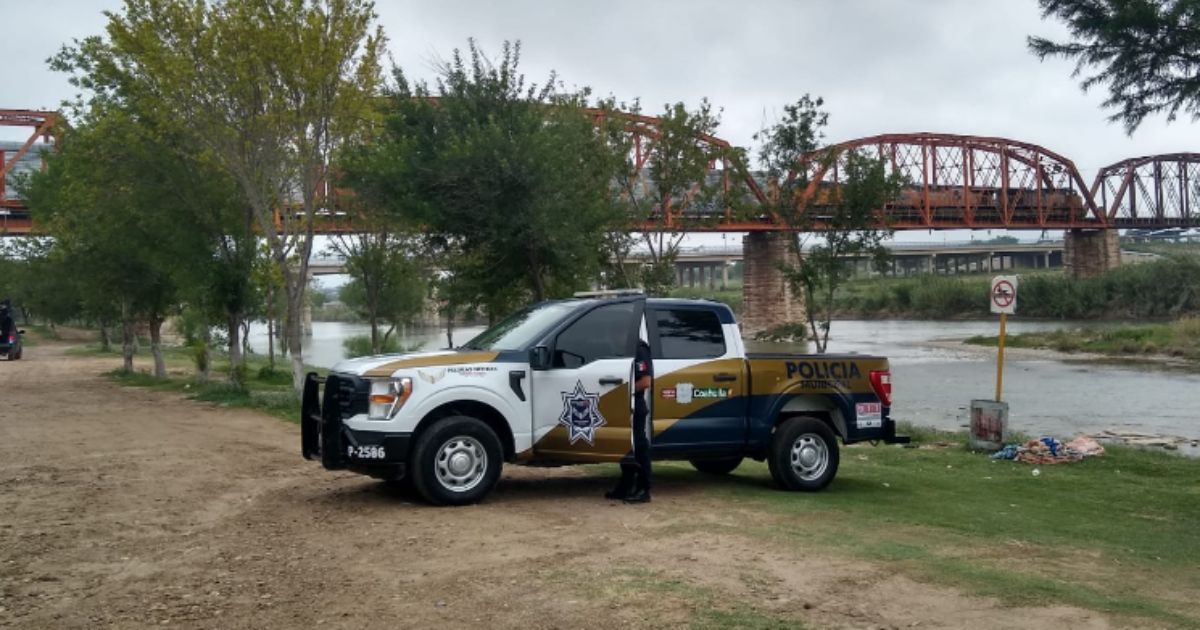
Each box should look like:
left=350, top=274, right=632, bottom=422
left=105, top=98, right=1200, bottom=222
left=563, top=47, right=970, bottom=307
left=302, top=294, right=907, bottom=505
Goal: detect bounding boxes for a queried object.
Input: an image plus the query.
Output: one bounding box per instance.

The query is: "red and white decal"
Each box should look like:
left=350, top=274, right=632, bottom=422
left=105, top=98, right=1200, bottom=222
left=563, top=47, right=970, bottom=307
left=855, top=402, right=883, bottom=429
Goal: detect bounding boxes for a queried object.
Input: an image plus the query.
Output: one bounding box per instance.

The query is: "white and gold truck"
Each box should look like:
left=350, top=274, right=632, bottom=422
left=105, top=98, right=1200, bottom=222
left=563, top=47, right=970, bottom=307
left=301, top=294, right=906, bottom=505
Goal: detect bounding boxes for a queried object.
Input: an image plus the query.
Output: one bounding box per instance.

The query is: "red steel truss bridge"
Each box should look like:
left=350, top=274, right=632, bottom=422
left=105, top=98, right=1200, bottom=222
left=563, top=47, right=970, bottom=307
left=3, top=107, right=1196, bottom=235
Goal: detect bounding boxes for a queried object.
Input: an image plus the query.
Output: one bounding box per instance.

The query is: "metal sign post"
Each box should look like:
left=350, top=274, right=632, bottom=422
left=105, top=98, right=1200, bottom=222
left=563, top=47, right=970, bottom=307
left=989, top=276, right=1018, bottom=401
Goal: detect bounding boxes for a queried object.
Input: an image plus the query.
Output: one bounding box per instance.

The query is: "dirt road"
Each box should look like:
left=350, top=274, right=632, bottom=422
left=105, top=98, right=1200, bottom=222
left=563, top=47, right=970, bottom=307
left=0, top=343, right=1110, bottom=629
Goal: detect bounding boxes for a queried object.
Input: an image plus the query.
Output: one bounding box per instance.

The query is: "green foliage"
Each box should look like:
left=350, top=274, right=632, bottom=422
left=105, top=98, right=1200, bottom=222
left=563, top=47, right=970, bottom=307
left=979, top=234, right=1021, bottom=245
left=22, top=104, right=186, bottom=363
left=342, top=334, right=409, bottom=358
left=308, top=282, right=327, bottom=309
left=667, top=286, right=744, bottom=314
left=330, top=231, right=427, bottom=353
left=836, top=256, right=1200, bottom=320
left=752, top=322, right=808, bottom=342
left=1028, top=0, right=1200, bottom=133
left=756, top=96, right=901, bottom=351
left=966, top=317, right=1200, bottom=361
left=617, top=100, right=746, bottom=294
left=256, top=365, right=291, bottom=385
left=56, top=0, right=386, bottom=389
left=344, top=40, right=624, bottom=315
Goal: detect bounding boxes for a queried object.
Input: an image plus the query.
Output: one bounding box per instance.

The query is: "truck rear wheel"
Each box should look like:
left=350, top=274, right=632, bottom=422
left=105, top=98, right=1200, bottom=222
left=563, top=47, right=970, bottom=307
left=689, top=456, right=743, bottom=475
left=410, top=415, right=503, bottom=506
left=768, top=416, right=839, bottom=491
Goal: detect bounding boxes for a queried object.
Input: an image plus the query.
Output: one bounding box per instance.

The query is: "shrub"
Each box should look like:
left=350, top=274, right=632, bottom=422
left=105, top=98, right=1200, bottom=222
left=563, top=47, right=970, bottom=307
left=342, top=334, right=405, bottom=358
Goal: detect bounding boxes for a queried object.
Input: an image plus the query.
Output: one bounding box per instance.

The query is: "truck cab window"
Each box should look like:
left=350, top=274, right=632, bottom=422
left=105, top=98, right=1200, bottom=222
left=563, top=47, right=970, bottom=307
left=653, top=308, right=725, bottom=359
left=553, top=302, right=636, bottom=368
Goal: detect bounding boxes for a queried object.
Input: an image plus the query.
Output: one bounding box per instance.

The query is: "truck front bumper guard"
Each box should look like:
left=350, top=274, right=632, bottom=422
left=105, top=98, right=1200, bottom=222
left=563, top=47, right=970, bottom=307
left=301, top=372, right=412, bottom=480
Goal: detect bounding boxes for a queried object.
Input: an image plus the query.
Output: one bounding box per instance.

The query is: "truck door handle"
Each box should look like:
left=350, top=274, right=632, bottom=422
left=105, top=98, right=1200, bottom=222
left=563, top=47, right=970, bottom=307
left=713, top=373, right=738, bottom=382
left=599, top=376, right=624, bottom=386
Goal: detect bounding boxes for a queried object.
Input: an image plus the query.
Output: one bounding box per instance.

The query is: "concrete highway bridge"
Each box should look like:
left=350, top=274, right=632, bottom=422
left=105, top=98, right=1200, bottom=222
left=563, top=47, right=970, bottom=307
left=629, top=240, right=1069, bottom=289
left=5, top=107, right=1197, bottom=333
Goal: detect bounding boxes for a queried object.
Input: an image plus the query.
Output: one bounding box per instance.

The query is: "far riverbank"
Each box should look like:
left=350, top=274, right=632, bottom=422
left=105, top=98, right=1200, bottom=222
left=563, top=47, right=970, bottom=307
left=963, top=318, right=1200, bottom=369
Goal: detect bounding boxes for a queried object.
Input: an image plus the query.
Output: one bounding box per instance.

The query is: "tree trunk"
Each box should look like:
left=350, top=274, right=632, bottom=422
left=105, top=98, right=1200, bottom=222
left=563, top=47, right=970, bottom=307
left=242, top=321, right=250, bottom=359
left=526, top=250, right=546, bottom=301
left=370, top=314, right=380, bottom=355
left=283, top=275, right=307, bottom=391
left=150, top=316, right=166, bottom=379
left=198, top=326, right=211, bottom=383
left=444, top=304, right=456, bottom=349
left=120, top=303, right=135, bottom=374
left=99, top=324, right=112, bottom=353
left=227, top=312, right=244, bottom=384
left=267, top=317, right=275, bottom=369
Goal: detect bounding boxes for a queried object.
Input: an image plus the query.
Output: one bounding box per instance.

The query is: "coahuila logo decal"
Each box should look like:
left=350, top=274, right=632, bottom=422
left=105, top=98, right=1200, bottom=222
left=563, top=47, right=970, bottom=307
left=559, top=381, right=606, bottom=445
left=667, top=382, right=731, bottom=404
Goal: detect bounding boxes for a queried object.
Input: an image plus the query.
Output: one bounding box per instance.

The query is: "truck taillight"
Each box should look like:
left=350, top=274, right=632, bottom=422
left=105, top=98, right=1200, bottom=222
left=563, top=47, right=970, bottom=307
left=869, top=370, right=892, bottom=407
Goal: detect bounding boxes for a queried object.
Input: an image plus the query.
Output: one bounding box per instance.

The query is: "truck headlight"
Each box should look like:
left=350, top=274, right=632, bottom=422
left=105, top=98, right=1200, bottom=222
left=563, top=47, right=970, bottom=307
left=368, top=377, right=412, bottom=420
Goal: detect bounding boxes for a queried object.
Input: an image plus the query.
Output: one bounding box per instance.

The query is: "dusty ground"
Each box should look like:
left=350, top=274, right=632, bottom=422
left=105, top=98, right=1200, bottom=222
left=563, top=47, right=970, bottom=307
left=0, top=343, right=1115, bottom=629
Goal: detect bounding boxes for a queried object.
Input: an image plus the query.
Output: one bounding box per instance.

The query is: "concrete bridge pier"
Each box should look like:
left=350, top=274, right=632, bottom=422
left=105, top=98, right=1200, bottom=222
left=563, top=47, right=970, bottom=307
left=741, top=232, right=804, bottom=335
left=1064, top=229, right=1120, bottom=279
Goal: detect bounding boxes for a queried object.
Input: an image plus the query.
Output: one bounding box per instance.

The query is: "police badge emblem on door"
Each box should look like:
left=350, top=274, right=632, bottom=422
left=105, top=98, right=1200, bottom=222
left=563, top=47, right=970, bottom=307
left=559, top=381, right=606, bottom=445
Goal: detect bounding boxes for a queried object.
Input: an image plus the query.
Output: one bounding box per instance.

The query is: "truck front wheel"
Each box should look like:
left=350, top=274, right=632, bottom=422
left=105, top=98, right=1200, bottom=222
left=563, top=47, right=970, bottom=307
left=410, top=415, right=503, bottom=506
left=768, top=416, right=839, bottom=491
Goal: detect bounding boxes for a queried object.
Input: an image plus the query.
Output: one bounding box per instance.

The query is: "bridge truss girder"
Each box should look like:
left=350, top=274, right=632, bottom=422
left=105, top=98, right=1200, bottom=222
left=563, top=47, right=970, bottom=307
left=1091, top=153, right=1200, bottom=227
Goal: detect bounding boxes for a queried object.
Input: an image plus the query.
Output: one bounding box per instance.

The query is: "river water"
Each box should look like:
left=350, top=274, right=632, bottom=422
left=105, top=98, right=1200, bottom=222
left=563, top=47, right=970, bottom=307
left=247, top=319, right=1200, bottom=443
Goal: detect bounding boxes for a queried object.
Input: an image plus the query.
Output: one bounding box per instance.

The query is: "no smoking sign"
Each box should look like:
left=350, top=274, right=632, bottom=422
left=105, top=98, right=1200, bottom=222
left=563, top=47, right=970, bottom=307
left=990, top=276, right=1018, bottom=314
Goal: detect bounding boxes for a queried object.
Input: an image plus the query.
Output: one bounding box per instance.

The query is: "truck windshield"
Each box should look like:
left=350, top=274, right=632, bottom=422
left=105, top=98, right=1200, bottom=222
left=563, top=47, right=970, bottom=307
left=460, top=302, right=580, bottom=351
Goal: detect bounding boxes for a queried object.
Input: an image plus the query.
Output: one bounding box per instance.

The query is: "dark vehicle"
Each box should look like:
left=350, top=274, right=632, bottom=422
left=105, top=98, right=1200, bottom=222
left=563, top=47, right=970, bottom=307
left=0, top=329, right=23, bottom=360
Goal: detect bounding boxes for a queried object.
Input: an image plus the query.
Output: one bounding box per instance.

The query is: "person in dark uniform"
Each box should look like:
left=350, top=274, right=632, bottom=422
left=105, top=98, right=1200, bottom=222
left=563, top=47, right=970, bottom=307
left=0, top=301, right=14, bottom=340
left=606, top=339, right=653, bottom=503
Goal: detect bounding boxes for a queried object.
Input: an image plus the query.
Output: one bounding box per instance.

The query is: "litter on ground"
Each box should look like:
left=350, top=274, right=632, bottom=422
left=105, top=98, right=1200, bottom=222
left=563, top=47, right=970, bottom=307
left=990, top=436, right=1106, bottom=464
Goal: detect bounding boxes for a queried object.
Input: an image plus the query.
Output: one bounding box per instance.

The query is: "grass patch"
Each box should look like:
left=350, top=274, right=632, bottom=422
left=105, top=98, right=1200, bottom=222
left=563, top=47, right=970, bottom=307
left=657, top=438, right=1200, bottom=627
left=102, top=344, right=322, bottom=423
left=965, top=318, right=1200, bottom=362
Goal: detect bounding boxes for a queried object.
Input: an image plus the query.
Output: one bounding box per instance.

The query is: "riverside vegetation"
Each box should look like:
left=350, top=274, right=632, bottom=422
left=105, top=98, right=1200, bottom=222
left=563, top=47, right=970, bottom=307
left=666, top=256, right=1200, bottom=322
left=833, top=255, right=1200, bottom=320
left=966, top=318, right=1200, bottom=363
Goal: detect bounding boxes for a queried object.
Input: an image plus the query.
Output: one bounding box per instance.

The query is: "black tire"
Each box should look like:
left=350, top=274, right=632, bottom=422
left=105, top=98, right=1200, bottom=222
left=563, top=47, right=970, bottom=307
left=410, top=415, right=503, bottom=506
left=689, top=456, right=744, bottom=475
left=767, top=416, right=840, bottom=491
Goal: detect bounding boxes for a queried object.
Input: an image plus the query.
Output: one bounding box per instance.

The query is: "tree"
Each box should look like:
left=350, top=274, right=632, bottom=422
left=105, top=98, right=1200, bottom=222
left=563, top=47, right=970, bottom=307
left=614, top=100, right=743, bottom=295
left=330, top=224, right=427, bottom=354
left=756, top=96, right=901, bottom=352
left=25, top=103, right=187, bottom=376
left=1028, top=0, right=1200, bottom=133
left=343, top=40, right=625, bottom=318
left=55, top=0, right=386, bottom=390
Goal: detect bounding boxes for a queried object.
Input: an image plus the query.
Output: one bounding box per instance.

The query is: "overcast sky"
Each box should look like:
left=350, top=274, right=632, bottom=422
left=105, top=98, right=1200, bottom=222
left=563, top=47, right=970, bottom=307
left=2, top=0, right=1195, bottom=245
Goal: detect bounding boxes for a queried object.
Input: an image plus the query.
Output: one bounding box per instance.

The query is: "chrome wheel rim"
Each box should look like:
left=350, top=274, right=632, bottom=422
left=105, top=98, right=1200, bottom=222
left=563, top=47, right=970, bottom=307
left=790, top=433, right=829, bottom=481
left=434, top=435, right=488, bottom=493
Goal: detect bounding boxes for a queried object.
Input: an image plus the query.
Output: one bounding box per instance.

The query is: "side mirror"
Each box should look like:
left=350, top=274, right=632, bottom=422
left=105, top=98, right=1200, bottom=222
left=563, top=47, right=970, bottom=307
left=529, top=345, right=551, bottom=371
